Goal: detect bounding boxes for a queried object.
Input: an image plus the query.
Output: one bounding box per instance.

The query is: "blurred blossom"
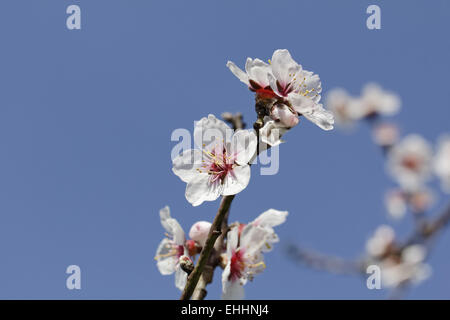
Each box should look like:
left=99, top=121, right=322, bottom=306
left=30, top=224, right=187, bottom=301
left=381, top=245, right=431, bottom=288
left=387, top=134, right=433, bottom=192
left=372, top=122, right=399, bottom=148
left=154, top=206, right=188, bottom=290
left=409, top=188, right=435, bottom=214
left=434, top=135, right=450, bottom=193
left=385, top=190, right=407, bottom=220
left=227, top=49, right=334, bottom=131
left=189, top=221, right=212, bottom=247
left=325, top=88, right=360, bottom=127
left=172, top=114, right=257, bottom=206
left=366, top=225, right=396, bottom=258
left=353, top=83, right=401, bottom=120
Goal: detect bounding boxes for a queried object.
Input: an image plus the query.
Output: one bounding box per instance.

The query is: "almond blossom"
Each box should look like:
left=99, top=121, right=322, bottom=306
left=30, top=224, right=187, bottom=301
left=221, top=209, right=287, bottom=299
left=380, top=245, right=431, bottom=288
left=387, top=134, right=433, bottom=192
left=352, top=83, right=401, bottom=120
left=221, top=224, right=269, bottom=300
left=434, top=135, right=450, bottom=193
left=227, top=49, right=334, bottom=131
left=154, top=206, right=189, bottom=290
left=172, top=114, right=257, bottom=206
left=366, top=226, right=431, bottom=288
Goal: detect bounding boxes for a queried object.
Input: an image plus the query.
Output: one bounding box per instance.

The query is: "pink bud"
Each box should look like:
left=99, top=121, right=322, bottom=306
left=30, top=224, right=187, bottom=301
left=189, top=221, right=212, bottom=246
left=271, top=105, right=299, bottom=128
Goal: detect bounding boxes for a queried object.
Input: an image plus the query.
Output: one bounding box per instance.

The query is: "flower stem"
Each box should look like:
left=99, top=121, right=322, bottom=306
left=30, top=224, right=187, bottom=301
left=180, top=195, right=235, bottom=300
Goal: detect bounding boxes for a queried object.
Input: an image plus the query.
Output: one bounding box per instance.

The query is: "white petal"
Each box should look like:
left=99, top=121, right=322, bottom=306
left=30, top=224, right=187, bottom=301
left=222, top=165, right=251, bottom=196
left=222, top=277, right=245, bottom=300
left=159, top=207, right=185, bottom=244
left=226, top=61, right=249, bottom=85
left=185, top=173, right=221, bottom=206
left=289, top=93, right=317, bottom=114
left=246, top=58, right=272, bottom=88
left=226, top=226, right=239, bottom=256
left=172, top=149, right=203, bottom=183
left=291, top=95, right=335, bottom=131
left=259, top=119, right=289, bottom=147
left=295, top=70, right=322, bottom=103
left=175, top=265, right=188, bottom=291
left=240, top=224, right=269, bottom=256
left=271, top=49, right=302, bottom=88
left=155, top=238, right=178, bottom=275
left=231, top=129, right=258, bottom=165
left=194, top=114, right=232, bottom=150
left=253, top=209, right=288, bottom=228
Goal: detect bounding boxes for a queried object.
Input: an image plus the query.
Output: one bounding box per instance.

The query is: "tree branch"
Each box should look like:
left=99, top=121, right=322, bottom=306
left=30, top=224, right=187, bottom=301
left=287, top=244, right=365, bottom=276
left=180, top=196, right=235, bottom=300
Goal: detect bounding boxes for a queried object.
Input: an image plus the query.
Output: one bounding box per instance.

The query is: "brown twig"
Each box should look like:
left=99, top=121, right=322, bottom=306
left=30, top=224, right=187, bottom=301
left=180, top=195, right=235, bottom=300
left=287, top=244, right=365, bottom=276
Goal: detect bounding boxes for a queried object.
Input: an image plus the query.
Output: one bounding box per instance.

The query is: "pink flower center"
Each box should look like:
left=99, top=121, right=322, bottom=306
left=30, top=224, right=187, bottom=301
left=199, top=145, right=236, bottom=184
left=229, top=249, right=246, bottom=281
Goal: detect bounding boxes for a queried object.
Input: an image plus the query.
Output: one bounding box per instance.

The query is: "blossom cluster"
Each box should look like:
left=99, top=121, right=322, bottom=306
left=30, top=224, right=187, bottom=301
left=154, top=206, right=288, bottom=299
left=326, top=82, right=450, bottom=289
left=154, top=49, right=331, bottom=299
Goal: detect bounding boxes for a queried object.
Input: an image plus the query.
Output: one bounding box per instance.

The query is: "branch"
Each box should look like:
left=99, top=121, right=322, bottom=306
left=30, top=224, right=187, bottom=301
left=286, top=244, right=365, bottom=276
left=180, top=195, right=235, bottom=300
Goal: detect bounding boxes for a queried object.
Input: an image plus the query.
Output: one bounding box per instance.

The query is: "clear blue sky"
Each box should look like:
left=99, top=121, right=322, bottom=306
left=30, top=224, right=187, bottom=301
left=0, top=0, right=449, bottom=299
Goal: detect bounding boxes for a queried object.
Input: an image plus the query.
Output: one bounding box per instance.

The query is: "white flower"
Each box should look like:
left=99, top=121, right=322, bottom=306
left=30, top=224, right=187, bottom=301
left=325, top=88, right=361, bottom=127
left=434, top=134, right=450, bottom=193
left=227, top=49, right=334, bottom=131
left=353, top=83, right=401, bottom=119
left=387, top=134, right=433, bottom=192
left=188, top=221, right=212, bottom=247
left=172, top=114, right=257, bottom=206
left=366, top=225, right=396, bottom=258
left=221, top=224, right=268, bottom=300
left=249, top=209, right=288, bottom=252
left=154, top=206, right=188, bottom=290
left=221, top=209, right=287, bottom=299
left=381, top=245, right=431, bottom=288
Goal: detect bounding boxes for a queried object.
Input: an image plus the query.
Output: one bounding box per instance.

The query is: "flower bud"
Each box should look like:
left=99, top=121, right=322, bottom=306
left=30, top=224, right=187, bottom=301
left=179, top=255, right=194, bottom=275
left=271, top=105, right=299, bottom=128
left=189, top=221, right=212, bottom=246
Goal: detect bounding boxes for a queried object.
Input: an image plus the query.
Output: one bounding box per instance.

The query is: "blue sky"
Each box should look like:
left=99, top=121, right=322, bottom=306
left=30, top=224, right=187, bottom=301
left=0, top=0, right=449, bottom=299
